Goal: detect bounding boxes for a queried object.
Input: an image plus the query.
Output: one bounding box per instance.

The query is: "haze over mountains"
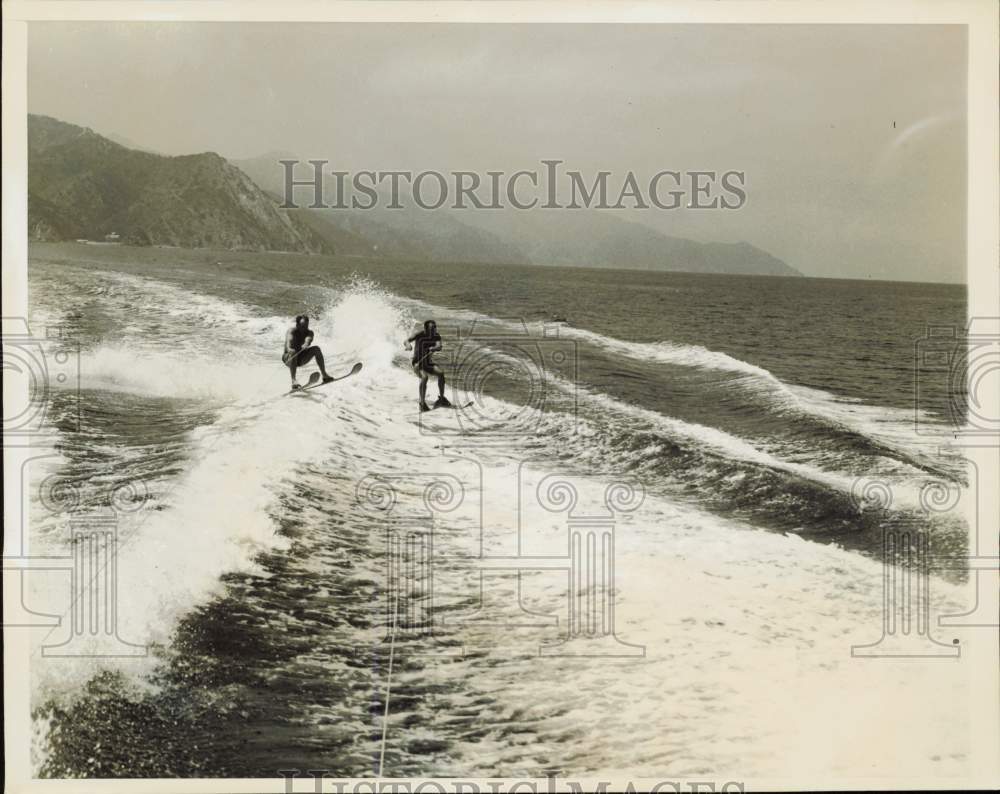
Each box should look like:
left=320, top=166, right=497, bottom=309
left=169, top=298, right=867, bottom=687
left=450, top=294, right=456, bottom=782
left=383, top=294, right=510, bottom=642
left=232, top=151, right=531, bottom=266
left=28, top=115, right=801, bottom=276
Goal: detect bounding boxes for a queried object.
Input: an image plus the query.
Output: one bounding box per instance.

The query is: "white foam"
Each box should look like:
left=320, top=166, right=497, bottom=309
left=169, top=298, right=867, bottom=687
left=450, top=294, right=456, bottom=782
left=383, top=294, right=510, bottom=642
left=26, top=269, right=977, bottom=780
left=379, top=453, right=973, bottom=779
left=72, top=344, right=279, bottom=401
left=28, top=281, right=414, bottom=695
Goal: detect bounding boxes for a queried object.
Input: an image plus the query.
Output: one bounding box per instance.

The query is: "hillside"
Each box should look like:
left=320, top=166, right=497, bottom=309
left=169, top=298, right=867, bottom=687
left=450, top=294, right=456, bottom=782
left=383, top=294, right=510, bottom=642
left=26, top=114, right=801, bottom=276
left=28, top=115, right=330, bottom=253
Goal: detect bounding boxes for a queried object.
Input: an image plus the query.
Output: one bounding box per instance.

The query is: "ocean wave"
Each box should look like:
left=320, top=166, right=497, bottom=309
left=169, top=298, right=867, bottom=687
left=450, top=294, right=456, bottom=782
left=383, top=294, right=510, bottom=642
left=392, top=296, right=958, bottom=483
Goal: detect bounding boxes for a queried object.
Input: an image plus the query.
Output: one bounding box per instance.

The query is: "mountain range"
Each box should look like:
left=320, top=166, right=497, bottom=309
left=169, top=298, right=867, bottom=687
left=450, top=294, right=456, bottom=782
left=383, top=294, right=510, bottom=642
left=28, top=115, right=801, bottom=276
left=28, top=115, right=328, bottom=252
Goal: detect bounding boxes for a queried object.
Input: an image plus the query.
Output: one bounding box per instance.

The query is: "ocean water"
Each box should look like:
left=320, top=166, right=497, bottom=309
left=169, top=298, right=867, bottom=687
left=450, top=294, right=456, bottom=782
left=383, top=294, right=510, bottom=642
left=24, top=242, right=972, bottom=780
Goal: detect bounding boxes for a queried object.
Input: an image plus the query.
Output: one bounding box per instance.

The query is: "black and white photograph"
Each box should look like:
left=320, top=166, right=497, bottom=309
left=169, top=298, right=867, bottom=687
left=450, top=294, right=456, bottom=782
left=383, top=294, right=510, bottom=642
left=3, top=1, right=999, bottom=792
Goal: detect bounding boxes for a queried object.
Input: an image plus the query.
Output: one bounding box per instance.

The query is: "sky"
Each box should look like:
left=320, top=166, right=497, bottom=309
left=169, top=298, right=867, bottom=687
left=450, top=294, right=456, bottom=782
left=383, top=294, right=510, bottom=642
left=27, top=22, right=967, bottom=283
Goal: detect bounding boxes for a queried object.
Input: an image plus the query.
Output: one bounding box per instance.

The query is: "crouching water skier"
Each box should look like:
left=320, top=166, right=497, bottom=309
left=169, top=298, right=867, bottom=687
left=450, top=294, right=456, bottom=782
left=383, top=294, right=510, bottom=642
left=283, top=314, right=335, bottom=390
left=406, top=319, right=451, bottom=412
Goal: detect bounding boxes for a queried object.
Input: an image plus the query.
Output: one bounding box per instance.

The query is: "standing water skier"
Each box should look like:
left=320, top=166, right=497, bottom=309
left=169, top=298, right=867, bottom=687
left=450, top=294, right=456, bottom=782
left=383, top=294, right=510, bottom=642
left=406, top=320, right=451, bottom=412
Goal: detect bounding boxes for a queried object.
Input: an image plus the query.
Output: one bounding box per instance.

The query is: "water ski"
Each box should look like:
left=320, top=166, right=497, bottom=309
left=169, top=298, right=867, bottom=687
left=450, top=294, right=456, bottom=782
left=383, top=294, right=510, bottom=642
left=425, top=399, right=474, bottom=411
left=290, top=362, right=363, bottom=394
